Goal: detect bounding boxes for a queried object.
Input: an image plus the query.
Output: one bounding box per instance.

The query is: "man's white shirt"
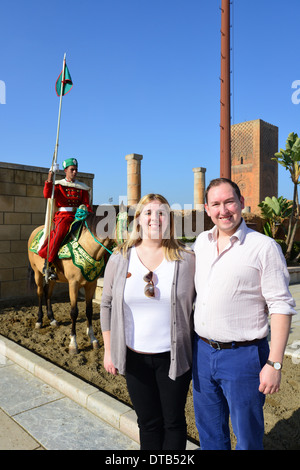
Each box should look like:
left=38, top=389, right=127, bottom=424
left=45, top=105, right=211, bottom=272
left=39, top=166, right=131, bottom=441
left=193, top=219, right=296, bottom=342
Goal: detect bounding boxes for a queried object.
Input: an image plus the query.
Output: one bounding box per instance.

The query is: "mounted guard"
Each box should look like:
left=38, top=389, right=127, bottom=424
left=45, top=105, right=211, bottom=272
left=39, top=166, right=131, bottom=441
left=38, top=157, right=92, bottom=280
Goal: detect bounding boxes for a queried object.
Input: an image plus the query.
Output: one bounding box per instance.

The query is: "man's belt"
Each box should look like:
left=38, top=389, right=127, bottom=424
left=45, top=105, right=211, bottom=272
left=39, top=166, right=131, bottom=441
left=198, top=335, right=263, bottom=350
left=58, top=207, right=76, bottom=212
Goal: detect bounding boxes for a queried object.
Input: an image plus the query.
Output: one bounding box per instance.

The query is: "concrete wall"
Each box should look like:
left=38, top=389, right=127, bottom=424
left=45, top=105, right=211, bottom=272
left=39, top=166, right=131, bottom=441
left=0, top=162, right=94, bottom=301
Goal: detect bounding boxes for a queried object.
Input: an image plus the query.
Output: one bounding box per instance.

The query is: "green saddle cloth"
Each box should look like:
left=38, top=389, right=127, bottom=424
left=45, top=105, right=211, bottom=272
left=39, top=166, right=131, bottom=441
left=29, top=220, right=105, bottom=282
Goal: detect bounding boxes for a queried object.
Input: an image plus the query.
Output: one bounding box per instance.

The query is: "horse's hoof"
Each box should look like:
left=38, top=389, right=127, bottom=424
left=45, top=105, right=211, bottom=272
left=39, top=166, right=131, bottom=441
left=69, top=335, right=78, bottom=354
left=35, top=322, right=42, bottom=329
left=92, top=340, right=100, bottom=350
left=50, top=319, right=58, bottom=327
left=69, top=346, right=78, bottom=355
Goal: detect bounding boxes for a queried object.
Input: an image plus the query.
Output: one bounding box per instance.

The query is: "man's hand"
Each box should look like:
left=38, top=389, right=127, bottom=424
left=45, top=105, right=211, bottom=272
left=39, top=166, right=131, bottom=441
left=259, top=364, right=281, bottom=394
left=259, top=313, right=292, bottom=395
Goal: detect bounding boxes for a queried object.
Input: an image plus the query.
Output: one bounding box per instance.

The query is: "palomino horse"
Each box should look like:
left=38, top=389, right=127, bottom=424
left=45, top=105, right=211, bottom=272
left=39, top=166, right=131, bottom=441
left=28, top=208, right=121, bottom=353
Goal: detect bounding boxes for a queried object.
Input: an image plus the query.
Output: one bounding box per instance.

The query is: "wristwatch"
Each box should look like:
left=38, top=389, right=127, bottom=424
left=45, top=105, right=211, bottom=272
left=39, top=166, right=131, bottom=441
left=266, top=359, right=282, bottom=370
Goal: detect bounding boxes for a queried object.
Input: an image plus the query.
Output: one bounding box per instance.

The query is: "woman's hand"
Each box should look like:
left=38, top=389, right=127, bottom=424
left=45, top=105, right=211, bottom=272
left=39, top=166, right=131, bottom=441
left=104, top=350, right=118, bottom=375
left=102, top=330, right=118, bottom=375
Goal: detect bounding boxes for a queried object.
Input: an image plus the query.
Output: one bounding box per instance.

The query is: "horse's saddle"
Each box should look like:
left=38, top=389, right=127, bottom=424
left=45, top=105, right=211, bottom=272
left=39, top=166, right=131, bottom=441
left=29, top=220, right=105, bottom=282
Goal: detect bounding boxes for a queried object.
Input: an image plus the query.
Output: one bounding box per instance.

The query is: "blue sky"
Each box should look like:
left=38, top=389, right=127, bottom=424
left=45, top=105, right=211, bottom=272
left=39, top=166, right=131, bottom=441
left=1, top=0, right=300, bottom=207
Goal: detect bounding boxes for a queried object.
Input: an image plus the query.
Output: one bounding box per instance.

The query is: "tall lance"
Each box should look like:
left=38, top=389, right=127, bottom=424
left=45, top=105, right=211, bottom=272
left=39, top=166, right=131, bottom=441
left=41, top=53, right=72, bottom=283
left=220, top=0, right=231, bottom=179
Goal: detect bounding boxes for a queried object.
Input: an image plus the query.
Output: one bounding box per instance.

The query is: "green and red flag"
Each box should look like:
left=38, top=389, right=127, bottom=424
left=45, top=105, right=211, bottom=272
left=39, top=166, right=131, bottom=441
left=55, top=62, right=73, bottom=96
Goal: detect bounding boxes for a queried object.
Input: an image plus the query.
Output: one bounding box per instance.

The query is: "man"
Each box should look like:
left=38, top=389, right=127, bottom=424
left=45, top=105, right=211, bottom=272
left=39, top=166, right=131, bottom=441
left=38, top=158, right=92, bottom=280
left=192, top=178, right=296, bottom=450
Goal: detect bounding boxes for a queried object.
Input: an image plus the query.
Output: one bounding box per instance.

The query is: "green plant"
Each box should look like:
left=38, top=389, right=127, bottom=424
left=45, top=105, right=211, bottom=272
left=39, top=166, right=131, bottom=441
left=272, top=132, right=300, bottom=260
left=258, top=196, right=292, bottom=239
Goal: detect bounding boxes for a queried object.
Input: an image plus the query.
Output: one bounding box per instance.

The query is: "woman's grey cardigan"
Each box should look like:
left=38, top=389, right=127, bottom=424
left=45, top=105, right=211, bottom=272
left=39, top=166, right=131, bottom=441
left=100, top=248, right=196, bottom=380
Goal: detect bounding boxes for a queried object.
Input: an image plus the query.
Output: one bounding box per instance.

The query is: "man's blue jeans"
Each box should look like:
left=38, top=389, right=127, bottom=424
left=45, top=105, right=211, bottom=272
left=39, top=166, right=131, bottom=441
left=192, top=335, right=269, bottom=450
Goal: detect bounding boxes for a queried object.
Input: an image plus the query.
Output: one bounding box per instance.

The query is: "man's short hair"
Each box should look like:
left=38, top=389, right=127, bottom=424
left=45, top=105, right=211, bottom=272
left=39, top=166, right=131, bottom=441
left=205, top=178, right=242, bottom=203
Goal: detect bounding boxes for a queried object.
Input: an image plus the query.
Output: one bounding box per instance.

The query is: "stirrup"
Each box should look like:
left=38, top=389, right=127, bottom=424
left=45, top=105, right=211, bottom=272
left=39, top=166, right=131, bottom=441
left=48, top=271, right=58, bottom=281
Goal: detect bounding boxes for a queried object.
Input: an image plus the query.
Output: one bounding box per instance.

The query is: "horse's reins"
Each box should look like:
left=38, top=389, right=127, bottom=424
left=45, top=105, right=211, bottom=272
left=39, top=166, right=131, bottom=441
left=84, top=220, right=113, bottom=255
left=75, top=206, right=113, bottom=255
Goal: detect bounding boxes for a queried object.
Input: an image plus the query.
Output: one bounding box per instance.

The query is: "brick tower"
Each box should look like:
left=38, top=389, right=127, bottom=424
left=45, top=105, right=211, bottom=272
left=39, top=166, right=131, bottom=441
left=231, top=119, right=278, bottom=213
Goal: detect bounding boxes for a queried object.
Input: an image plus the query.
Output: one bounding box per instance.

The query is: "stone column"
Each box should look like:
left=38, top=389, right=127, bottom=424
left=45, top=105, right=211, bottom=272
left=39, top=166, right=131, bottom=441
left=193, top=167, right=206, bottom=209
left=125, top=154, right=143, bottom=206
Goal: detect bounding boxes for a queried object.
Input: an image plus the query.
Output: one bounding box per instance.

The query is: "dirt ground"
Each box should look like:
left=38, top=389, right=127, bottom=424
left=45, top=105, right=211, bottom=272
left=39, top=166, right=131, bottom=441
left=0, top=297, right=299, bottom=450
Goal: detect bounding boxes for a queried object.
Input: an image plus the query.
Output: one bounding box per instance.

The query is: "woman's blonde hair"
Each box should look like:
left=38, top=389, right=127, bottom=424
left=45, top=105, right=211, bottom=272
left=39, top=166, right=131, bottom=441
left=116, top=193, right=185, bottom=261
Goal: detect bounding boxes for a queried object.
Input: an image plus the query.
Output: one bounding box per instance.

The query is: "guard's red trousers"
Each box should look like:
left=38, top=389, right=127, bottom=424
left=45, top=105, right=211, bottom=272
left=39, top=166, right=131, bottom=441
left=38, top=212, right=75, bottom=263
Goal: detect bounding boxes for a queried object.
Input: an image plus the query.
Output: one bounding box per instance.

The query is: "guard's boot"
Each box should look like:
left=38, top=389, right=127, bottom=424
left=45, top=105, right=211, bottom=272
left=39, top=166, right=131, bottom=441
left=43, top=260, right=58, bottom=281
left=42, top=259, right=47, bottom=275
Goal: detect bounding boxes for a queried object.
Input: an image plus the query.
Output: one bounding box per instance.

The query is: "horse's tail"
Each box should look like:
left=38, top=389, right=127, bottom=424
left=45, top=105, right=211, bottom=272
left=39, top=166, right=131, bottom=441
left=27, top=263, right=36, bottom=292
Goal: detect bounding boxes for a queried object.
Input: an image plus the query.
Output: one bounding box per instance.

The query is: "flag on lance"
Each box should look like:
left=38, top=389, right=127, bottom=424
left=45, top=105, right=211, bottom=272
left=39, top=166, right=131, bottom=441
left=55, top=60, right=73, bottom=96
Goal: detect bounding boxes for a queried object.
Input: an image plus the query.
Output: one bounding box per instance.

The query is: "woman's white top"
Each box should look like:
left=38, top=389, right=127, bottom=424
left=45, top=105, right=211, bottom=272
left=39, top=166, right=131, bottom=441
left=123, top=247, right=175, bottom=353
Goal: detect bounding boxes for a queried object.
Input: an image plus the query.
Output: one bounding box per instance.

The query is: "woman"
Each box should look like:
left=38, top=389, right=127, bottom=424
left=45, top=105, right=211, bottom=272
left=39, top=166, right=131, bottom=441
left=100, top=194, right=195, bottom=450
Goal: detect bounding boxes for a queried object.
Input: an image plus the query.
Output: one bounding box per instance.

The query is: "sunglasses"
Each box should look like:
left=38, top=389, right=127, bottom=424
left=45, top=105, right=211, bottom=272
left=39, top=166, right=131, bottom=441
left=143, top=271, right=155, bottom=298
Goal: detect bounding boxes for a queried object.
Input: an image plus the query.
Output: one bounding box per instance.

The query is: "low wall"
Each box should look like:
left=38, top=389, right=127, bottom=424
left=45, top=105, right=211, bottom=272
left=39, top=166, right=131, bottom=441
left=0, top=162, right=94, bottom=301
left=288, top=267, right=300, bottom=285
